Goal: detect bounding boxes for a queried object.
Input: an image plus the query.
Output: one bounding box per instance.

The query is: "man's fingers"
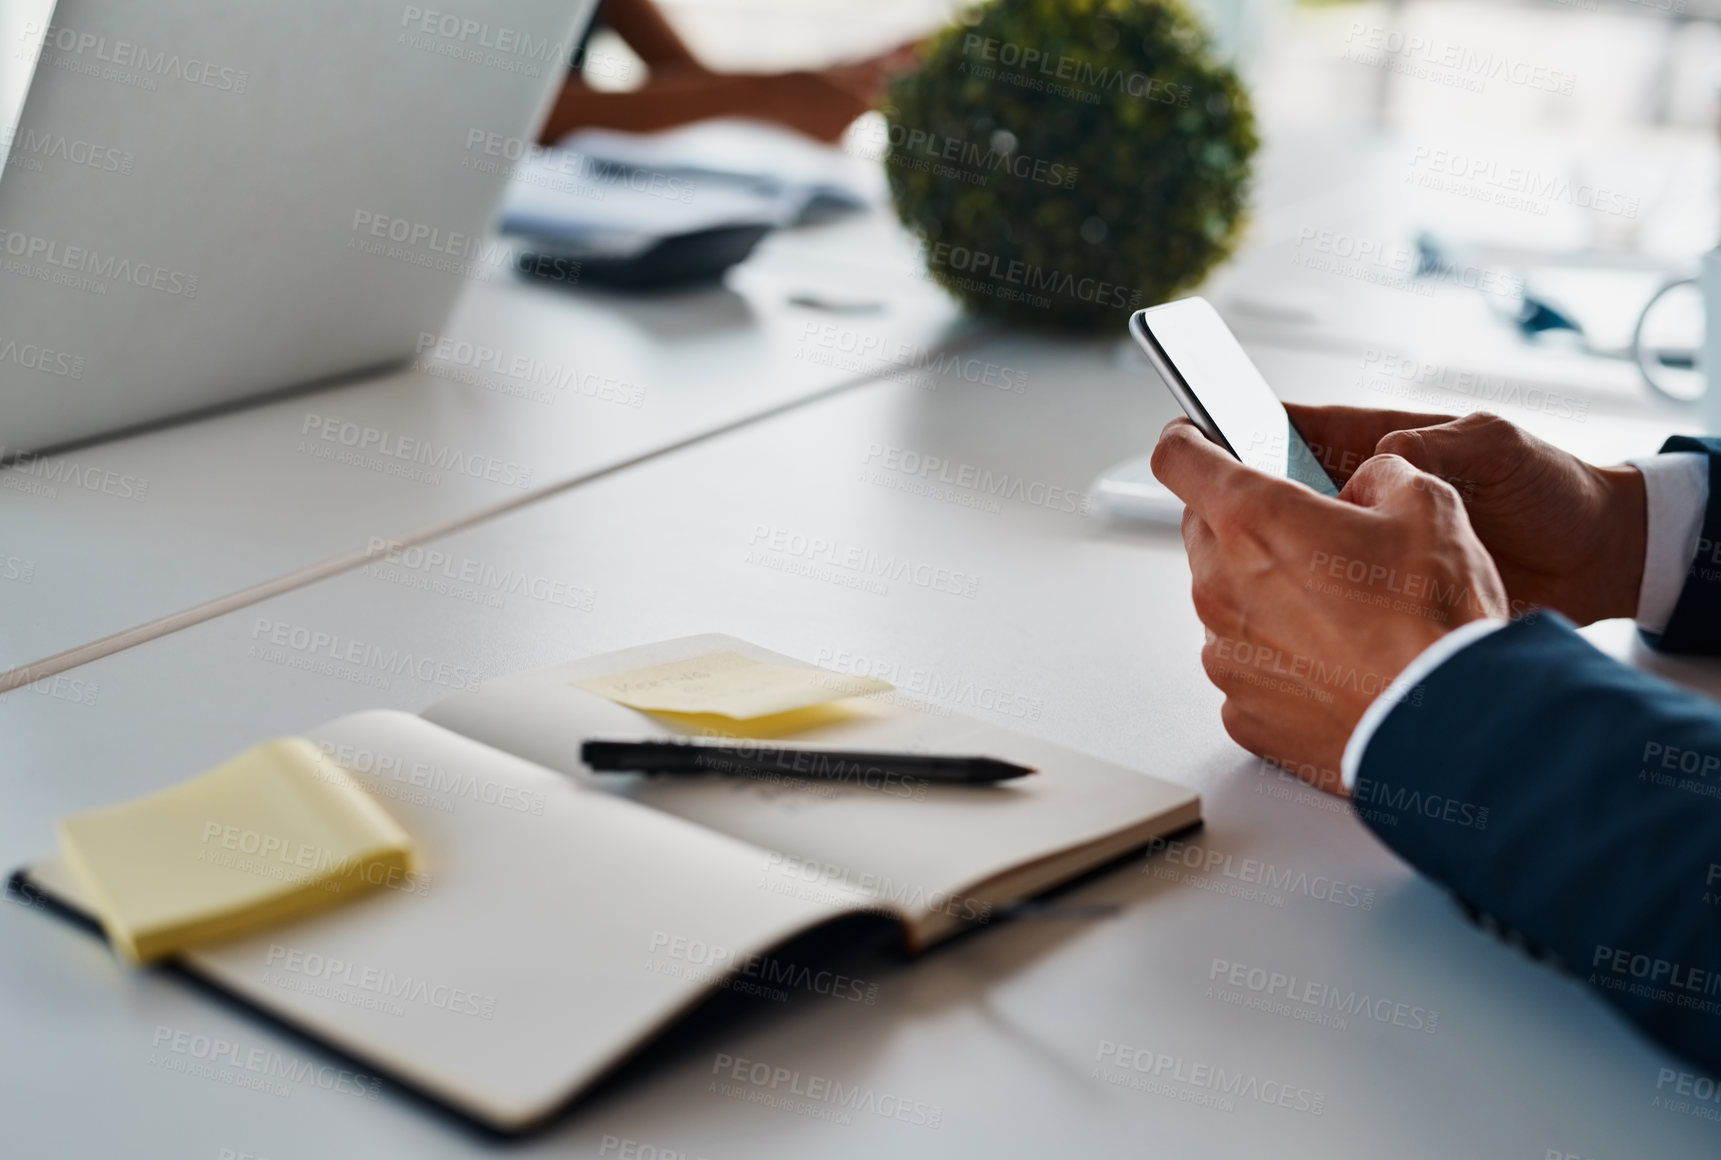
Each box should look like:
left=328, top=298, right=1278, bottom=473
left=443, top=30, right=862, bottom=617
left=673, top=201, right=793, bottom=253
left=1151, top=418, right=1250, bottom=510
left=1181, top=504, right=1216, bottom=558
left=1183, top=509, right=1247, bottom=638
left=1218, top=699, right=1275, bottom=760
left=1340, top=453, right=1418, bottom=508
left=1371, top=411, right=1524, bottom=493
left=1284, top=404, right=1456, bottom=485
left=1153, top=419, right=1327, bottom=556
left=1341, top=453, right=1459, bottom=514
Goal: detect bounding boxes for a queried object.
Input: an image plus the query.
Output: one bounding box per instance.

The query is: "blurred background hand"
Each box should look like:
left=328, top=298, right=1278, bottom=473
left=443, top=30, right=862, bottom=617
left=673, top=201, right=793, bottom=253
left=541, top=0, right=917, bottom=143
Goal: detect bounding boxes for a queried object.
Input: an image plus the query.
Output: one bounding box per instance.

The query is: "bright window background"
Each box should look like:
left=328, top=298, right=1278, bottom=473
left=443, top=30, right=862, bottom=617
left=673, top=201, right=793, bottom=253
left=590, top=0, right=1721, bottom=408
left=620, top=0, right=1721, bottom=260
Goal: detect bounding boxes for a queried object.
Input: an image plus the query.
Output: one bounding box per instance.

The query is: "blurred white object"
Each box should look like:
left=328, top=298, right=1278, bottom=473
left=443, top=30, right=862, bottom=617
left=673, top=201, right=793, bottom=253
left=1088, top=454, right=1185, bottom=528
left=500, top=150, right=794, bottom=255
left=1701, top=249, right=1721, bottom=434
left=1630, top=274, right=1704, bottom=404
left=500, top=120, right=884, bottom=284
left=0, top=0, right=55, bottom=188
left=558, top=118, right=877, bottom=221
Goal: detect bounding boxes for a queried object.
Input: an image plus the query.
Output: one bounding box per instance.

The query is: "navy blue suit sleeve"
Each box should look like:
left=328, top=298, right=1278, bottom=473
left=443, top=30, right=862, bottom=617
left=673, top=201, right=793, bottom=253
left=1650, top=436, right=1721, bottom=655
left=1354, top=610, right=1721, bottom=1071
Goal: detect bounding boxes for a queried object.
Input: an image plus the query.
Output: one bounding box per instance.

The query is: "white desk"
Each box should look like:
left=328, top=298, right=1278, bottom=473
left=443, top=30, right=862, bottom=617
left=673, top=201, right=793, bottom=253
left=0, top=212, right=970, bottom=675
left=12, top=121, right=1688, bottom=680
left=3, top=335, right=1714, bottom=1158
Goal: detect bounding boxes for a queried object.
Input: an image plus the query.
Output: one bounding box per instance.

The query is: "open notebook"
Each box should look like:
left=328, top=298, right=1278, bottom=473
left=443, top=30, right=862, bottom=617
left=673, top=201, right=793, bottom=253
left=19, top=635, right=1199, bottom=1133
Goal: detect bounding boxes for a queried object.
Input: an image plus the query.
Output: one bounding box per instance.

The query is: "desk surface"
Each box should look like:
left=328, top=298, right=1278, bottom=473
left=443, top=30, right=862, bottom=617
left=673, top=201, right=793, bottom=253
left=0, top=212, right=968, bottom=674
left=9, top=123, right=1687, bottom=678
left=3, top=333, right=1714, bottom=1159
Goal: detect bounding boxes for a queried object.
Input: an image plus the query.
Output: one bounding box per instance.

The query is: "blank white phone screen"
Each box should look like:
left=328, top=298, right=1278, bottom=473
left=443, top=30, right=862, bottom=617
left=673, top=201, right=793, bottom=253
left=1142, top=298, right=1339, bottom=496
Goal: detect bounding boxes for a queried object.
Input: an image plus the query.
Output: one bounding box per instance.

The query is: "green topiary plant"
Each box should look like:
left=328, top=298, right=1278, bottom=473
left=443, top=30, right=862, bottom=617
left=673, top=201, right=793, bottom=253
left=882, top=0, right=1257, bottom=331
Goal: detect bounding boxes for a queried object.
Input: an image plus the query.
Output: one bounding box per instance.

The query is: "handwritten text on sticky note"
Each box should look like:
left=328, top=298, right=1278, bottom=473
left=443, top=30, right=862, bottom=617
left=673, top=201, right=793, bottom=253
left=575, top=652, right=891, bottom=720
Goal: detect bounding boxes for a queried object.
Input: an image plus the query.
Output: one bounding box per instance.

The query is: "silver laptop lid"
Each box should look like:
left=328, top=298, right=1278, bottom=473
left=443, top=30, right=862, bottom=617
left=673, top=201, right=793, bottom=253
left=0, top=0, right=594, bottom=453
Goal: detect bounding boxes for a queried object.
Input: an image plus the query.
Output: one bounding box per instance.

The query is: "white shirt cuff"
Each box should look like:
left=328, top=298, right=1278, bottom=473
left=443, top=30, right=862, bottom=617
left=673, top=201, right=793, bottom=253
left=1340, top=618, right=1508, bottom=790
left=1627, top=452, right=1708, bottom=635
left=1341, top=450, right=1708, bottom=790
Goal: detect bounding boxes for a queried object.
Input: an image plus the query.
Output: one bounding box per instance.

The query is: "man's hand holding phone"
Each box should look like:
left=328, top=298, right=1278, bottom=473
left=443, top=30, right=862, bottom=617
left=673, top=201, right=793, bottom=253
left=1151, top=418, right=1510, bottom=794
left=1133, top=301, right=1652, bottom=792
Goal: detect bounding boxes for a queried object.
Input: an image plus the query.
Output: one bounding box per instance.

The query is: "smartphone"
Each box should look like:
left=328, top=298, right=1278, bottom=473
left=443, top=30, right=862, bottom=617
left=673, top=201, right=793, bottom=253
left=1129, top=297, right=1339, bottom=496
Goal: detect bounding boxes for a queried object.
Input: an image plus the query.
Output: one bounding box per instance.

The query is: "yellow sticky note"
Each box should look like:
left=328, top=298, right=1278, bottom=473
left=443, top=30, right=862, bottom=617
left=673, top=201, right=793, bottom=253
left=56, top=737, right=418, bottom=965
left=575, top=651, right=891, bottom=720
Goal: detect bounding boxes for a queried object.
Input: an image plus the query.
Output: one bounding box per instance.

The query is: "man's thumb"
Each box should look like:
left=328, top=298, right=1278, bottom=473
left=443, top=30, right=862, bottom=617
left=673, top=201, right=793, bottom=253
left=1373, top=425, right=1451, bottom=475
left=1340, top=453, right=1447, bottom=511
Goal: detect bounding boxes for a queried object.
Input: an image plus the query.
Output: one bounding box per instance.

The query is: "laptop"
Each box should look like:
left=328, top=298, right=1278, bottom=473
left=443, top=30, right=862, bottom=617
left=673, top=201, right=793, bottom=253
left=0, top=0, right=596, bottom=454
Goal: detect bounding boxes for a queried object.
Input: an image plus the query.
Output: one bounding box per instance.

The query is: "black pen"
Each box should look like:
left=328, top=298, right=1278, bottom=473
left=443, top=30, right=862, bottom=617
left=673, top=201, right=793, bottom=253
left=579, top=738, right=1035, bottom=784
